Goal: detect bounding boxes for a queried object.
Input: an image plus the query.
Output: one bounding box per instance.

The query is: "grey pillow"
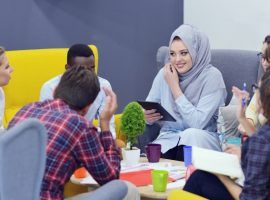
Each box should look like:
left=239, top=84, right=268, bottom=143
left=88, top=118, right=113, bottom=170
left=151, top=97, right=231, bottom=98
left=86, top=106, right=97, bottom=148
left=156, top=46, right=169, bottom=70
left=217, top=98, right=241, bottom=139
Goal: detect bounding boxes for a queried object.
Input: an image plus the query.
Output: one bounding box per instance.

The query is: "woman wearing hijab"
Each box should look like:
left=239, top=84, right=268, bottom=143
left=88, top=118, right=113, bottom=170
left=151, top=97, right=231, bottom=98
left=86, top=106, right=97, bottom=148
left=139, top=24, right=227, bottom=160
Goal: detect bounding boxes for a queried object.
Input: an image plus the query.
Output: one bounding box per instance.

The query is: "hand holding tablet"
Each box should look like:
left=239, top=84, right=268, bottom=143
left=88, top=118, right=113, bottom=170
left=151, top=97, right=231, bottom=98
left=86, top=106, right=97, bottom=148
left=137, top=101, right=176, bottom=122
left=144, top=109, right=163, bottom=123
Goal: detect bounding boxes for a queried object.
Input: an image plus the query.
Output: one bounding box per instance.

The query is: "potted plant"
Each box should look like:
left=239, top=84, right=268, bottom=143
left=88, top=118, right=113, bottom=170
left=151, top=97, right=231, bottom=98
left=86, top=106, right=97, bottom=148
left=120, top=101, right=146, bottom=165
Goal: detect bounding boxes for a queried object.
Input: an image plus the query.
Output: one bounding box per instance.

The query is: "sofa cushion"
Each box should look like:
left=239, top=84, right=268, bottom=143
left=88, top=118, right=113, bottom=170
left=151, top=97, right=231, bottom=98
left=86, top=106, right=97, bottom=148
left=3, top=45, right=98, bottom=127
left=217, top=105, right=240, bottom=139
left=217, top=95, right=241, bottom=139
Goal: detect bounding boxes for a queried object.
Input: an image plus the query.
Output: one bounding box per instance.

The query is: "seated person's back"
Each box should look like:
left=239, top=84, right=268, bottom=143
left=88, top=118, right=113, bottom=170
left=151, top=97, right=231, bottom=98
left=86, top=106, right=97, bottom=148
left=9, top=66, right=120, bottom=200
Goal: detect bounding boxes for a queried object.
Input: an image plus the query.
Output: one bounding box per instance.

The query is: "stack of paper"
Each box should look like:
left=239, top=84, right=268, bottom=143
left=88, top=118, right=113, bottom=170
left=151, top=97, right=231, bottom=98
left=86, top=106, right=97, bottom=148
left=79, top=161, right=187, bottom=186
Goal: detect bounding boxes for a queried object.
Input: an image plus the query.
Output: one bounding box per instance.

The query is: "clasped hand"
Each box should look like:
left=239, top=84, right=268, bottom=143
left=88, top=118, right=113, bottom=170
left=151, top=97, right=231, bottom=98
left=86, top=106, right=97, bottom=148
left=231, top=86, right=250, bottom=120
left=163, top=63, right=179, bottom=88
left=163, top=64, right=182, bottom=99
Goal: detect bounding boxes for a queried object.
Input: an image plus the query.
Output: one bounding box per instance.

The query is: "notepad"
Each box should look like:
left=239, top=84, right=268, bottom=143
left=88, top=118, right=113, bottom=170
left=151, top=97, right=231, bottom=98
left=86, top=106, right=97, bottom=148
left=192, top=146, right=244, bottom=179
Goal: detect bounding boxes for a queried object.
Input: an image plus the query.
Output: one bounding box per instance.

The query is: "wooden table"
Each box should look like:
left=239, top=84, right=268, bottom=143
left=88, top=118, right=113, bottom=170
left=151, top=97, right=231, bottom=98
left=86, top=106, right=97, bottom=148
left=71, top=158, right=184, bottom=200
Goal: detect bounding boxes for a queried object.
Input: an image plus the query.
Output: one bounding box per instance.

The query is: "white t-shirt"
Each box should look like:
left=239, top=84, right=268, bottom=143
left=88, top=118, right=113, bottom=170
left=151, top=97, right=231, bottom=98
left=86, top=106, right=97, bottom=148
left=40, top=75, right=116, bottom=138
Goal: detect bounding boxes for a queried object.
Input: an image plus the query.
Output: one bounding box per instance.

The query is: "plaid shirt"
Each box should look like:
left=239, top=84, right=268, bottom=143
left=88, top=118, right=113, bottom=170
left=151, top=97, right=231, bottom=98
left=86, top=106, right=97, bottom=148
left=8, top=99, right=121, bottom=200
left=240, top=124, right=270, bottom=200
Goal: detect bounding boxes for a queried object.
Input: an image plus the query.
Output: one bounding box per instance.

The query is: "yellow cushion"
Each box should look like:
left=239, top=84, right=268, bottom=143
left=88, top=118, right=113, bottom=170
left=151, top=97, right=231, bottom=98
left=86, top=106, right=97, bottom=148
left=93, top=113, right=126, bottom=143
left=3, top=45, right=98, bottom=127
left=4, top=45, right=127, bottom=197
left=167, top=190, right=207, bottom=200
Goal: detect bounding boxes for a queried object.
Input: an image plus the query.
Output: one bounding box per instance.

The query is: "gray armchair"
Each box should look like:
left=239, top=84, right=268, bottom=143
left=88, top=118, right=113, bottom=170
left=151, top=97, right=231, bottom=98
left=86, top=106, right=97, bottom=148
left=211, top=49, right=261, bottom=104
left=0, top=119, right=47, bottom=200
left=69, top=180, right=129, bottom=200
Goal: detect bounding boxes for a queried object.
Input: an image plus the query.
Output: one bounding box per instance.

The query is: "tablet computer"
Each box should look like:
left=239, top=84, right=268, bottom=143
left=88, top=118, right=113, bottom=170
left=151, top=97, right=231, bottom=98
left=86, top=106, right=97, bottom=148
left=137, top=101, right=176, bottom=122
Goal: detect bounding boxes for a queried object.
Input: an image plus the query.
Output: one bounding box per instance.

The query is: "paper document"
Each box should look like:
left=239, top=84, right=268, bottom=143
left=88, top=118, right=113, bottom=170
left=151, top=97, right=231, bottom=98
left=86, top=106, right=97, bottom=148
left=166, top=179, right=186, bottom=189
left=79, top=161, right=186, bottom=185
left=192, top=146, right=244, bottom=179
left=80, top=175, right=98, bottom=185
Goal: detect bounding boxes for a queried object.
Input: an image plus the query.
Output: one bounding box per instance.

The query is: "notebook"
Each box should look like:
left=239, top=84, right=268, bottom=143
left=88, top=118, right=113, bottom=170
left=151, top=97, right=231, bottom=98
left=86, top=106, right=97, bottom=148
left=192, top=146, right=244, bottom=179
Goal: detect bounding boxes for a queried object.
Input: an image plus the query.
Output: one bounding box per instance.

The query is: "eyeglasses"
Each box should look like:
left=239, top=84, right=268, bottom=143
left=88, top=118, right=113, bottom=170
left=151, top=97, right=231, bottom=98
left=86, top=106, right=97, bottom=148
left=257, top=52, right=267, bottom=61
left=251, top=83, right=259, bottom=93
left=257, top=52, right=270, bottom=64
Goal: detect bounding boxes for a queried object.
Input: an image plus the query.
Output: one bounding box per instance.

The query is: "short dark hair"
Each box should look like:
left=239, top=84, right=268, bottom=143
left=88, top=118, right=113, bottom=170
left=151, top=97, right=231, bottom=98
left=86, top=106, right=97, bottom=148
left=259, top=69, right=270, bottom=124
left=67, top=44, right=94, bottom=66
left=54, top=66, right=100, bottom=111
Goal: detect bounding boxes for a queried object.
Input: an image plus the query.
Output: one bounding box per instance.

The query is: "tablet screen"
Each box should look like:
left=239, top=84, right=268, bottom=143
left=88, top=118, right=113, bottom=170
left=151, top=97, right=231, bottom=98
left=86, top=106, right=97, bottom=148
left=137, top=101, right=176, bottom=122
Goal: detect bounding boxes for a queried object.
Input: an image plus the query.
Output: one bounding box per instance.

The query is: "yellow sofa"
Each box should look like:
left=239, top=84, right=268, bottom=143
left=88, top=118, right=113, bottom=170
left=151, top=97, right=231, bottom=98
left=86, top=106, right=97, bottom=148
left=3, top=45, right=125, bottom=141
left=168, top=189, right=207, bottom=200
left=4, top=45, right=126, bottom=198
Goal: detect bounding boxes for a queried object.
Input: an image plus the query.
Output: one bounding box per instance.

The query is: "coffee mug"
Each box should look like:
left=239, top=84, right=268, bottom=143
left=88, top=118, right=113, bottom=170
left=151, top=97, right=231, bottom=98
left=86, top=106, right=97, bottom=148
left=226, top=137, right=241, bottom=146
left=145, top=143, right=161, bottom=163
left=151, top=169, right=168, bottom=192
left=183, top=145, right=192, bottom=167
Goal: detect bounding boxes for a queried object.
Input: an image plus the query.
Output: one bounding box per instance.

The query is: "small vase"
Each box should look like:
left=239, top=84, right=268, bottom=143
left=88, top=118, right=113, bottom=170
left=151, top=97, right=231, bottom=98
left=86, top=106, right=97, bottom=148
left=121, top=147, right=141, bottom=166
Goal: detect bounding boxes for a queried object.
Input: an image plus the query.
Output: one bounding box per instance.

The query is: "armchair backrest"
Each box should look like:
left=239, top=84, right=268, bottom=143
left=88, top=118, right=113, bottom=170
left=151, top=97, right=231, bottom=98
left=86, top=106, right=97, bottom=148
left=3, top=45, right=98, bottom=126
left=211, top=49, right=260, bottom=105
left=73, top=180, right=128, bottom=200
left=0, top=119, right=47, bottom=200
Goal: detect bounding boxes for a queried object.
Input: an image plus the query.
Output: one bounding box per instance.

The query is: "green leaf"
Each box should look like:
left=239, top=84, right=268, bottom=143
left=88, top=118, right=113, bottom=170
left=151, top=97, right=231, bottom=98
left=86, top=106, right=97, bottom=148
left=120, top=101, right=146, bottom=148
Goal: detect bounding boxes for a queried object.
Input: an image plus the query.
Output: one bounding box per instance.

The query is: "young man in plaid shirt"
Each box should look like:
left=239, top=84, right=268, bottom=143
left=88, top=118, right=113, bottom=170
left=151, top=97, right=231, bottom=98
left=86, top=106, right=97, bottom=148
left=8, top=66, right=139, bottom=200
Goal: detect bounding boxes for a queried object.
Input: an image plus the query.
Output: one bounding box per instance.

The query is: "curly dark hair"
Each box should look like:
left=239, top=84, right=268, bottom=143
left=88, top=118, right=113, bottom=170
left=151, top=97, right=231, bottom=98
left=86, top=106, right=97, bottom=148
left=54, top=65, right=100, bottom=111
left=67, top=44, right=94, bottom=66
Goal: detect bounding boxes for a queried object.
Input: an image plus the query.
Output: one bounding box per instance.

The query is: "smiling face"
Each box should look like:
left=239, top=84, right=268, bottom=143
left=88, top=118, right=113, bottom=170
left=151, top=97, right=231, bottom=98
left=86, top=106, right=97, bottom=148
left=169, top=38, right=193, bottom=74
left=0, top=52, right=13, bottom=87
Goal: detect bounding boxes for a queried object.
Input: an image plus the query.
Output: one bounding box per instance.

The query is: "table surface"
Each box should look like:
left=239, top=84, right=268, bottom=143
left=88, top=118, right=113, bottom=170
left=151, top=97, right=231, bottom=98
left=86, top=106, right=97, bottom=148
left=70, top=157, right=184, bottom=200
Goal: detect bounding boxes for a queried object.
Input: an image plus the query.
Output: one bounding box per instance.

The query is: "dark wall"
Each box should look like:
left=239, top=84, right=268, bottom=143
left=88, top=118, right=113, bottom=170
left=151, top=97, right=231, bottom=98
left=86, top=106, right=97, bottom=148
left=0, top=0, right=183, bottom=112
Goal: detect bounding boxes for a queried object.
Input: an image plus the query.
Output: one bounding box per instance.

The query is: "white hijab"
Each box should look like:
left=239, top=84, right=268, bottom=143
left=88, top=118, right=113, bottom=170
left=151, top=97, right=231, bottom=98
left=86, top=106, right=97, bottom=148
left=169, top=24, right=227, bottom=105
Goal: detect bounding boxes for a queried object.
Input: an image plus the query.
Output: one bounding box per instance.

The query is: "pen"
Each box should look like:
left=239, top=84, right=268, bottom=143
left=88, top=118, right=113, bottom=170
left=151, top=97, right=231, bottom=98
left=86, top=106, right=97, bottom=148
left=242, top=82, right=247, bottom=107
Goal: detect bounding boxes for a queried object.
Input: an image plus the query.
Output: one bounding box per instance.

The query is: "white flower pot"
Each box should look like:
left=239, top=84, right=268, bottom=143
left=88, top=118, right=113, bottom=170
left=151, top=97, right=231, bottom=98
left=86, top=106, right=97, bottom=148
left=121, top=147, right=140, bottom=166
